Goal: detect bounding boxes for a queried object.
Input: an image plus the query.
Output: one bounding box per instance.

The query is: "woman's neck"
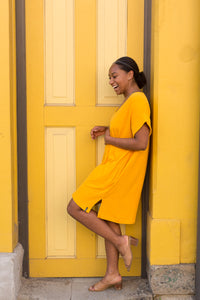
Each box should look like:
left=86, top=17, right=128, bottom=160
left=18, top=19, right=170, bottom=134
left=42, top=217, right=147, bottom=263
left=123, top=85, right=140, bottom=100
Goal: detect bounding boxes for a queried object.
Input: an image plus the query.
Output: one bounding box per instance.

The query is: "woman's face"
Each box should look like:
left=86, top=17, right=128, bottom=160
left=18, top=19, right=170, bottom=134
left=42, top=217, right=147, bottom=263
left=108, top=64, right=133, bottom=95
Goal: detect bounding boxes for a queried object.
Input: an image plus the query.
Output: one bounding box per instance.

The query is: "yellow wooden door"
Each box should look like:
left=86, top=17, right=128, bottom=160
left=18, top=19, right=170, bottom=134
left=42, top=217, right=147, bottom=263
left=26, top=0, right=144, bottom=277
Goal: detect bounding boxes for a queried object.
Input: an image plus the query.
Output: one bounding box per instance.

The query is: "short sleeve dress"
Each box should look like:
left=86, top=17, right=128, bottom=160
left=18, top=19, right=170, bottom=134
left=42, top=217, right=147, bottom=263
left=72, top=92, right=152, bottom=224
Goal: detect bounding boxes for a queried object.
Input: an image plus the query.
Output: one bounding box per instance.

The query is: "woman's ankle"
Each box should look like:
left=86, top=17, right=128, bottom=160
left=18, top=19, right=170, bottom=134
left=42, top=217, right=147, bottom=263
left=104, top=271, right=121, bottom=279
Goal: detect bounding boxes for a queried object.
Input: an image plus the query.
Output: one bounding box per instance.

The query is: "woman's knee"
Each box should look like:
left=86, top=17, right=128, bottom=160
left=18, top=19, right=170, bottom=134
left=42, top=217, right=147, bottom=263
left=67, top=198, right=82, bottom=217
left=67, top=198, right=75, bottom=216
left=107, top=221, right=121, bottom=234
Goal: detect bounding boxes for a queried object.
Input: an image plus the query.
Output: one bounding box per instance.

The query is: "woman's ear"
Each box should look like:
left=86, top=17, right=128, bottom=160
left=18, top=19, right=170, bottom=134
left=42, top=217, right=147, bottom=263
left=128, top=70, right=134, bottom=81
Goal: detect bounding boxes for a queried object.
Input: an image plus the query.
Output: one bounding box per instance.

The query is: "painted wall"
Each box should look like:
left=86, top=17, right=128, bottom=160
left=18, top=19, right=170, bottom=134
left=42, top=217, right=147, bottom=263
left=0, top=0, right=18, bottom=252
left=148, top=0, right=200, bottom=265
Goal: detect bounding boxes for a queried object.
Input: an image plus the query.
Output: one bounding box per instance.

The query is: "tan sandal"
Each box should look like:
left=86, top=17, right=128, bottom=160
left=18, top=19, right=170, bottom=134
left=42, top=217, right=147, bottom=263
left=122, top=236, right=138, bottom=272
left=88, top=278, right=122, bottom=292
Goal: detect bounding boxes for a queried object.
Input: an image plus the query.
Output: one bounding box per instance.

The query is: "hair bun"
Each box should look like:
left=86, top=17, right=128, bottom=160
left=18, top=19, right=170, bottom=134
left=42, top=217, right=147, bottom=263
left=135, top=71, right=146, bottom=89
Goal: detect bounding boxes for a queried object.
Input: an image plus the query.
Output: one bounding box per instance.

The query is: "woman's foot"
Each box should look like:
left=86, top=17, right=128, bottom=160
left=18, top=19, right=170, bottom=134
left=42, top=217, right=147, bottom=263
left=120, top=235, right=138, bottom=272
left=88, top=274, right=122, bottom=292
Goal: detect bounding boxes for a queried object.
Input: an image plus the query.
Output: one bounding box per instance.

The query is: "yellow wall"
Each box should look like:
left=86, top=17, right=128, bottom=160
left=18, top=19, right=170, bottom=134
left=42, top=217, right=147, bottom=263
left=0, top=0, right=18, bottom=252
left=148, top=0, right=200, bottom=265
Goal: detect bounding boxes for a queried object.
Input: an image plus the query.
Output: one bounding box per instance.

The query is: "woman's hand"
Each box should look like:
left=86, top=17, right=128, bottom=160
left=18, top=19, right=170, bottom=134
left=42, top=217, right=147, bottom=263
left=90, top=126, right=108, bottom=139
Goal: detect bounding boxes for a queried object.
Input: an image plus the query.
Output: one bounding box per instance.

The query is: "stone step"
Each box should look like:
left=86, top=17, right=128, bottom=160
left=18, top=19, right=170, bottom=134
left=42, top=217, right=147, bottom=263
left=17, top=277, right=153, bottom=300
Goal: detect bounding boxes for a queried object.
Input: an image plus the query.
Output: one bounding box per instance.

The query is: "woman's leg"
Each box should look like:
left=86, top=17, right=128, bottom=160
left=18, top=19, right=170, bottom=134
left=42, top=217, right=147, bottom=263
left=88, top=221, right=122, bottom=291
left=67, top=199, right=136, bottom=275
left=67, top=199, right=123, bottom=250
left=104, top=221, right=121, bottom=276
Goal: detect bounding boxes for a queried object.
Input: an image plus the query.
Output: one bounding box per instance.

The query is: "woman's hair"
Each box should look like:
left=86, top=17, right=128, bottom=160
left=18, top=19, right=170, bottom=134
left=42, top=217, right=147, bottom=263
left=114, top=56, right=146, bottom=89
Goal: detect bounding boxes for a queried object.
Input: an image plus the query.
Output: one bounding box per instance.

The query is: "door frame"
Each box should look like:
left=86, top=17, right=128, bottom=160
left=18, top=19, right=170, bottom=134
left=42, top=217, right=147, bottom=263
left=16, top=0, right=29, bottom=278
left=142, top=0, right=152, bottom=278
left=16, top=0, right=152, bottom=278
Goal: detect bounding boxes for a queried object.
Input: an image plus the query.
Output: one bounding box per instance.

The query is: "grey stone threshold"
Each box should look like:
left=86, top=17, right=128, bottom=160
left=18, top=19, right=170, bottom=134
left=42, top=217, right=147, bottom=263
left=17, top=277, right=196, bottom=300
left=17, top=277, right=153, bottom=300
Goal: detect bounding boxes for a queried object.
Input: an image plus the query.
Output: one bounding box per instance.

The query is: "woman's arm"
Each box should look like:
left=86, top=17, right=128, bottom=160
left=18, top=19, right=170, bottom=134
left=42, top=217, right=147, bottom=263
left=104, top=124, right=150, bottom=151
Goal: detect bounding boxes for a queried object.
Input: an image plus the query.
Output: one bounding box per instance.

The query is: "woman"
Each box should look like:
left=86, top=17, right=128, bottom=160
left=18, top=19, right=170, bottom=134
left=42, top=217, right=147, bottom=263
left=67, top=56, right=151, bottom=291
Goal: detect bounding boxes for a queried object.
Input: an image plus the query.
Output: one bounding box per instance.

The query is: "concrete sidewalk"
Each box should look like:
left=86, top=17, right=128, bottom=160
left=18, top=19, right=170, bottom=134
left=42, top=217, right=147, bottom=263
left=17, top=277, right=153, bottom=300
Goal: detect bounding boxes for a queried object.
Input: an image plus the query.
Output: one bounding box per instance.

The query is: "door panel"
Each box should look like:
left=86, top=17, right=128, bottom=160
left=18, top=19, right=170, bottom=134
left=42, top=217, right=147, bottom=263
left=45, top=0, right=75, bottom=104
left=26, top=0, right=144, bottom=276
left=97, top=0, right=126, bottom=105
left=46, top=127, right=76, bottom=257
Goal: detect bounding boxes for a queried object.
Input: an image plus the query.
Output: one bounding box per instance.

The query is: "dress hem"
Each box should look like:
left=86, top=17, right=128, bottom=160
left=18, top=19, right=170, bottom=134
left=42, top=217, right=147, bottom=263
left=97, top=211, right=136, bottom=225
left=72, top=195, right=136, bottom=224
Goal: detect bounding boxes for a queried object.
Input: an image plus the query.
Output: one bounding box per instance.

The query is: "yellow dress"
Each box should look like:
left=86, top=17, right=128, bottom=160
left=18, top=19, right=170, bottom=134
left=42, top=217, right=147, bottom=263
left=72, top=92, right=152, bottom=224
